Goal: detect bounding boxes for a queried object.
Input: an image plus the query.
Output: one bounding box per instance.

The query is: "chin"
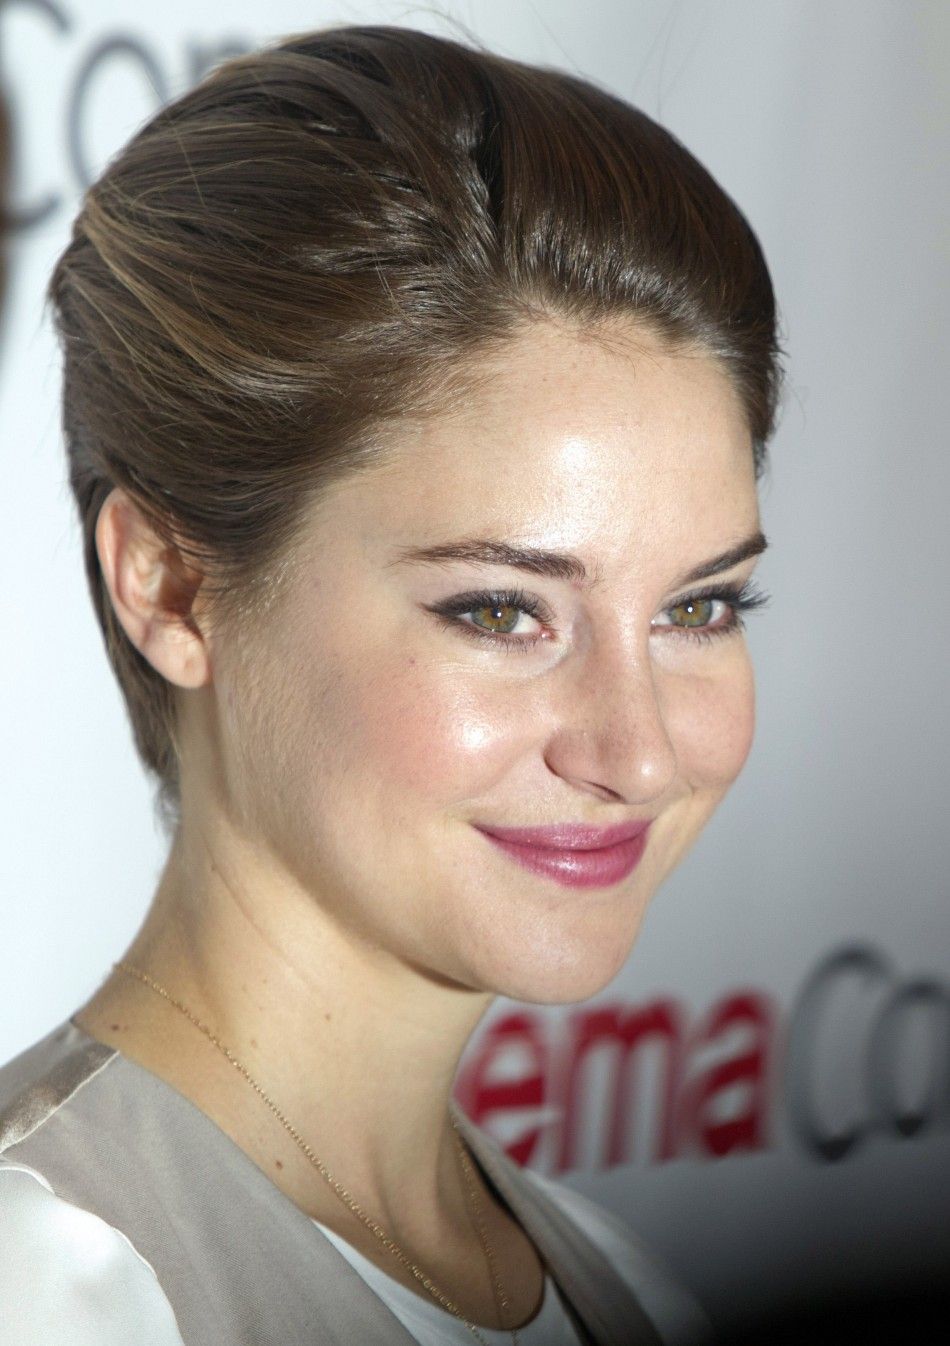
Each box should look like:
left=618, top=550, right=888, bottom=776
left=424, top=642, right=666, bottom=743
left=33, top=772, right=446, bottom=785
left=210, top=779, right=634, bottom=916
left=493, top=956, right=635, bottom=1008
left=478, top=912, right=647, bottom=1007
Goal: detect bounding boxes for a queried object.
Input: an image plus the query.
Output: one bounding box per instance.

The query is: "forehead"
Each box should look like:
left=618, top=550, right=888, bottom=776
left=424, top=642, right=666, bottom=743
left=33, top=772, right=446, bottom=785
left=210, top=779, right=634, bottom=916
left=326, top=320, right=758, bottom=576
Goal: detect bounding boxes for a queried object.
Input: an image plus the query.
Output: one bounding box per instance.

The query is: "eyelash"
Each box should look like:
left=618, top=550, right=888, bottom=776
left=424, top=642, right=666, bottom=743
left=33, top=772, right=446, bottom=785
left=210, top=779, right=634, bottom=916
left=426, top=582, right=771, bottom=654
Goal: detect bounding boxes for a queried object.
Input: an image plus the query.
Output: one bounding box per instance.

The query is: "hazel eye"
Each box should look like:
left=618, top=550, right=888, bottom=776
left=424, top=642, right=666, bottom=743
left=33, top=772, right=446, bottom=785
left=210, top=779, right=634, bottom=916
left=424, top=586, right=552, bottom=652
left=652, top=581, right=771, bottom=644
left=470, top=599, right=524, bottom=634
left=668, top=596, right=719, bottom=628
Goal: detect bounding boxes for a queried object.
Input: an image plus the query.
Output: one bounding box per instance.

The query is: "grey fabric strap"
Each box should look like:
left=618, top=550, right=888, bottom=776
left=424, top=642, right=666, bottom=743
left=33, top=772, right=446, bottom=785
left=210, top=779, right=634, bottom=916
left=2, top=1021, right=664, bottom=1344
left=453, top=1105, right=664, bottom=1346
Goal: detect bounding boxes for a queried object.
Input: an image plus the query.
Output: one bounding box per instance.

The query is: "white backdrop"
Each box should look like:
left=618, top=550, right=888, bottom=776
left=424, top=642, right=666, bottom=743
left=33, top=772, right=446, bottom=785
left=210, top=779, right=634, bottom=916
left=2, top=1, right=949, bottom=1334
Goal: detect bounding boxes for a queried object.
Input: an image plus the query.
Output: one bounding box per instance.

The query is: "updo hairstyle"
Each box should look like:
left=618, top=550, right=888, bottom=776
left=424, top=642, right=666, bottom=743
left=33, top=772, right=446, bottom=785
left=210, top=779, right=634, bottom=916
left=49, top=24, right=783, bottom=828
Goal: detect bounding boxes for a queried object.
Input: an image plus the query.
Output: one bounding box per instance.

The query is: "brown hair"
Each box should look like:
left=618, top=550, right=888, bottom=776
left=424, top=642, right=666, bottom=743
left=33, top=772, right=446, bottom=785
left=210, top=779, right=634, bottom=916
left=48, top=24, right=783, bottom=829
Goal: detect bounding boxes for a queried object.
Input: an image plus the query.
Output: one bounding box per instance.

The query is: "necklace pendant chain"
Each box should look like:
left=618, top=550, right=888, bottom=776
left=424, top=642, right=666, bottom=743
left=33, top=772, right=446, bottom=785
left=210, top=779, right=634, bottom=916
left=111, top=962, right=522, bottom=1344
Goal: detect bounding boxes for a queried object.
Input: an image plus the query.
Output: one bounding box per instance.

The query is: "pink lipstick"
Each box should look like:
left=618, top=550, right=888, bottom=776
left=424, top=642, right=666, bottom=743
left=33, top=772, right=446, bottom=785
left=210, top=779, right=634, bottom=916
left=473, top=820, right=652, bottom=889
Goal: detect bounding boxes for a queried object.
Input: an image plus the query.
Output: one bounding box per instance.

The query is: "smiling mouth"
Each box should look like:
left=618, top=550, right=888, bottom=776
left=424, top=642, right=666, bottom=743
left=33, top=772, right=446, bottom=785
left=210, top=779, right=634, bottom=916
left=472, top=820, right=652, bottom=851
left=473, top=821, right=652, bottom=888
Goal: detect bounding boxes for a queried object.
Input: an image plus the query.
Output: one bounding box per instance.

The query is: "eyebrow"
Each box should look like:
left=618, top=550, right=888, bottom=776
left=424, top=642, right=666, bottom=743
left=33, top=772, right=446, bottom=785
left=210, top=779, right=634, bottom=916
left=388, top=530, right=768, bottom=591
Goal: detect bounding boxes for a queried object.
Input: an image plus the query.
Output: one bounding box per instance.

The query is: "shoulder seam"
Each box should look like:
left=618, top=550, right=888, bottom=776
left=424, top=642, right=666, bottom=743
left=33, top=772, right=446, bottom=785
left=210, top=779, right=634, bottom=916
left=0, top=1037, right=117, bottom=1156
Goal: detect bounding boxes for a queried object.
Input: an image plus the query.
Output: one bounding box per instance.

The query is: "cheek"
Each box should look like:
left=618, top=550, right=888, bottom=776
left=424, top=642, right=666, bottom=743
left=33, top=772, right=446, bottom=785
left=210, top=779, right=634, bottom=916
left=351, top=660, right=530, bottom=799
left=665, top=653, right=756, bottom=789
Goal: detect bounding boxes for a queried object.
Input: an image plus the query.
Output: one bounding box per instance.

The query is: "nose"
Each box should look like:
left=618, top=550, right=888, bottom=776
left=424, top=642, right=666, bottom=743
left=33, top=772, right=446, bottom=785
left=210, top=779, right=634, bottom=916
left=542, top=640, right=678, bottom=805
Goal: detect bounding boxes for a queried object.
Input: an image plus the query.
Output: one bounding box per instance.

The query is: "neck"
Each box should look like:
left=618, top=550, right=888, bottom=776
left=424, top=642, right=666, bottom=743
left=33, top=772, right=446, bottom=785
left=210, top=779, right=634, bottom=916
left=76, top=815, right=495, bottom=1236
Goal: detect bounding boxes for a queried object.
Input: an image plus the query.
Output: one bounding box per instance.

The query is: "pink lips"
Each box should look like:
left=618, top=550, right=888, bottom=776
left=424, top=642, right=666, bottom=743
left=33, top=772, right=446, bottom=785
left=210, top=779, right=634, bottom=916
left=473, top=820, right=652, bottom=889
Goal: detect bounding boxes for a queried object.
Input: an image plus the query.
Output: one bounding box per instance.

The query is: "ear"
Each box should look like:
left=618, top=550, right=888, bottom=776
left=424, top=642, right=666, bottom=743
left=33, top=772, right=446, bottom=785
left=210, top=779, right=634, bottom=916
left=95, top=486, right=211, bottom=690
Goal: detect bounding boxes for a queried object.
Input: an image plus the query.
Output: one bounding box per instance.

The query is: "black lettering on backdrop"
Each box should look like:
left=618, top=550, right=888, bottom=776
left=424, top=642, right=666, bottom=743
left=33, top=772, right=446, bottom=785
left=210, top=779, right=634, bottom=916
left=785, top=944, right=950, bottom=1160
left=784, top=944, right=889, bottom=1161
left=67, top=35, right=168, bottom=189
left=867, top=978, right=950, bottom=1138
left=2, top=4, right=251, bottom=230
left=3, top=0, right=70, bottom=230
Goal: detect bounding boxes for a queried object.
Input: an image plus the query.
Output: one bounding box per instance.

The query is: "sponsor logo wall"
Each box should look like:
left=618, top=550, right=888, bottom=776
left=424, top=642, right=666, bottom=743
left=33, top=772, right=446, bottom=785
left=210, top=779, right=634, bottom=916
left=459, top=943, right=950, bottom=1172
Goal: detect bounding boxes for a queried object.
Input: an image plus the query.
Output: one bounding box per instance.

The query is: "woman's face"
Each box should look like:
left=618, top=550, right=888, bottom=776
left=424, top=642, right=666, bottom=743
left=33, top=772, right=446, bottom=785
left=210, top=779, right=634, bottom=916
left=204, top=320, right=766, bottom=1004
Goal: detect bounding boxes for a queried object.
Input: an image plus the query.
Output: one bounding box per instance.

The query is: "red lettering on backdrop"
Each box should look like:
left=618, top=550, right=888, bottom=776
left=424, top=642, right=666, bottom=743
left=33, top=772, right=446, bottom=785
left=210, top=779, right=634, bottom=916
left=556, top=1000, right=684, bottom=1171
left=454, top=992, right=776, bottom=1170
left=454, top=1012, right=547, bottom=1165
left=677, top=992, right=774, bottom=1157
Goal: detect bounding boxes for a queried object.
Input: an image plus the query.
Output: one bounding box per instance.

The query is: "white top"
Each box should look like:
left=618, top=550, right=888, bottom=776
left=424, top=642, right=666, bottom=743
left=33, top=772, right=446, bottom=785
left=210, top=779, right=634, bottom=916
left=314, top=1216, right=585, bottom=1345
left=0, top=1162, right=188, bottom=1345
left=0, top=1159, right=712, bottom=1345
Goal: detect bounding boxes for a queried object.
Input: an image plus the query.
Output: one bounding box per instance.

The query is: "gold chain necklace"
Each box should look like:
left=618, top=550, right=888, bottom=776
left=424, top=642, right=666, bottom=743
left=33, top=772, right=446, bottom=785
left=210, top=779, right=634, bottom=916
left=112, top=962, right=523, bottom=1345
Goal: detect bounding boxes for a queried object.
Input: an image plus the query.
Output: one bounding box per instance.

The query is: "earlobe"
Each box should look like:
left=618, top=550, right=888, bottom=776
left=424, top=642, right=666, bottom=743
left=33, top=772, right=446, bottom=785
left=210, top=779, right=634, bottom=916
left=95, top=486, right=211, bottom=690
